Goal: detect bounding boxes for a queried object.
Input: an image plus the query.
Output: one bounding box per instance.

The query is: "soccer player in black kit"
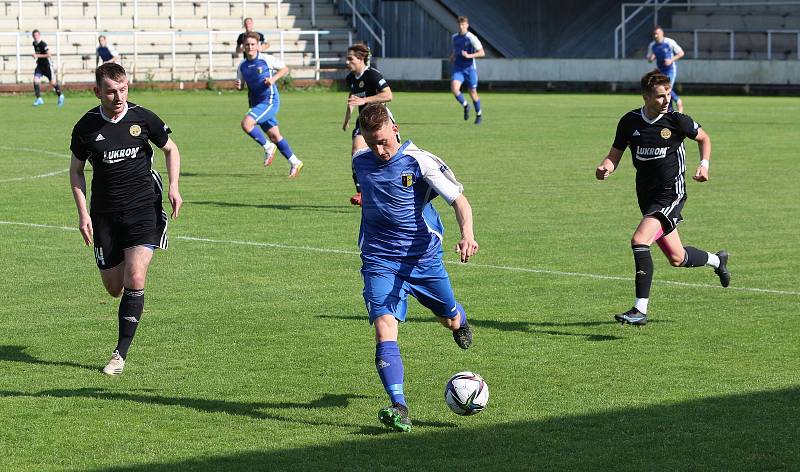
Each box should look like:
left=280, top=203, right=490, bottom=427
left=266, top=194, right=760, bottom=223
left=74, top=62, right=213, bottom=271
left=341, top=43, right=393, bottom=206
left=595, top=70, right=730, bottom=326
left=69, top=63, right=183, bottom=374
left=31, top=29, right=64, bottom=107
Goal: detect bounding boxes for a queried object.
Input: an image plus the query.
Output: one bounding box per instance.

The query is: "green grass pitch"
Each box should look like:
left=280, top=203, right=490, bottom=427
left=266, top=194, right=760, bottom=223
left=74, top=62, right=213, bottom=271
left=0, top=89, right=798, bottom=471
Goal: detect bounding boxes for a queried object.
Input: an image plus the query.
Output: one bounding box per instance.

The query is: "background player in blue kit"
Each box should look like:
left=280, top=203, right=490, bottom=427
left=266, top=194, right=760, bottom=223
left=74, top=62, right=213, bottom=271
left=353, top=104, right=479, bottom=432
left=31, top=29, right=64, bottom=107
left=450, top=16, right=484, bottom=124
left=96, top=35, right=121, bottom=65
left=595, top=70, right=730, bottom=326
left=236, top=32, right=303, bottom=178
left=647, top=26, right=685, bottom=112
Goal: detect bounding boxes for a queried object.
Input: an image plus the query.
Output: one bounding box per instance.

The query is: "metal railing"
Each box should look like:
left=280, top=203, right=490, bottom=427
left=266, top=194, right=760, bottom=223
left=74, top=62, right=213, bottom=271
left=614, top=1, right=800, bottom=58
left=767, top=29, right=800, bottom=59
left=340, top=0, right=385, bottom=57
left=5, top=0, right=321, bottom=31
left=0, top=29, right=347, bottom=83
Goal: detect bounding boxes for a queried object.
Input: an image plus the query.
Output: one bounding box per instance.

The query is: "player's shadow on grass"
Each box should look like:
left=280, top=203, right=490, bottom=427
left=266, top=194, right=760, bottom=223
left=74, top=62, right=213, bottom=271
left=0, top=345, right=97, bottom=371
left=189, top=200, right=353, bottom=214
left=319, top=315, right=635, bottom=342
left=0, top=388, right=455, bottom=431
left=93, top=386, right=800, bottom=471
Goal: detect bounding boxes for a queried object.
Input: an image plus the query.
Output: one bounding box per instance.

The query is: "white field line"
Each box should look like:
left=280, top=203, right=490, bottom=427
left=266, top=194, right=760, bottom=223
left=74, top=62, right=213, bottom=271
left=1, top=219, right=798, bottom=297
left=0, top=146, right=70, bottom=183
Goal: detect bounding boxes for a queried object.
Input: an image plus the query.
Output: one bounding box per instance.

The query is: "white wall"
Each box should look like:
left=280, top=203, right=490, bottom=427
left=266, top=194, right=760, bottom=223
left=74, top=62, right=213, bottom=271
left=373, top=58, right=800, bottom=84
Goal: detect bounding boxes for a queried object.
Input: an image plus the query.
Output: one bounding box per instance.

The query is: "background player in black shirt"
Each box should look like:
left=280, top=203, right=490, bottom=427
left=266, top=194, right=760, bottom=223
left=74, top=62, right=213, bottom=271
left=341, top=43, right=392, bottom=206
left=595, top=70, right=730, bottom=326
left=235, top=17, right=266, bottom=57
left=69, top=63, right=183, bottom=375
left=31, top=29, right=64, bottom=107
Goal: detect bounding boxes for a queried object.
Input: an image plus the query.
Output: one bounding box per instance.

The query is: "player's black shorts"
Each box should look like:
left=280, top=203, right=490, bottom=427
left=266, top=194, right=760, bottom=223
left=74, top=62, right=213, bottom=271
left=34, top=63, right=54, bottom=81
left=638, top=189, right=686, bottom=236
left=352, top=122, right=362, bottom=140
left=91, top=201, right=168, bottom=270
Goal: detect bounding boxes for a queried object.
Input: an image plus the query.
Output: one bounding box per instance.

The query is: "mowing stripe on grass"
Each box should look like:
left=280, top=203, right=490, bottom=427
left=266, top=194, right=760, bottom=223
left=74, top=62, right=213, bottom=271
left=0, top=146, right=70, bottom=183
left=2, top=219, right=798, bottom=297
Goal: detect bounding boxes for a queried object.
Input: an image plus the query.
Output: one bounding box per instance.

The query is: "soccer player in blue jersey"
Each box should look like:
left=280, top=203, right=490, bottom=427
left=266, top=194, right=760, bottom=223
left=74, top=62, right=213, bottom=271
left=96, top=35, right=120, bottom=65
left=450, top=16, right=485, bottom=124
left=647, top=26, right=685, bottom=112
left=353, top=104, right=479, bottom=432
left=236, top=33, right=303, bottom=177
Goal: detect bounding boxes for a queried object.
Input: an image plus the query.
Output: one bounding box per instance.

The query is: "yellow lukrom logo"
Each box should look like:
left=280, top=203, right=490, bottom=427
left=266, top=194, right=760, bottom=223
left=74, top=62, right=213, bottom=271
left=129, top=124, right=142, bottom=137
left=660, top=128, right=671, bottom=139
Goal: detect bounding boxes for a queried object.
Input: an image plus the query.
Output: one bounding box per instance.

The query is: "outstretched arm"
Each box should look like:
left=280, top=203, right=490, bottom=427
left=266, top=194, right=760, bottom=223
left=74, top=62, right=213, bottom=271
left=160, top=138, right=183, bottom=219
left=266, top=66, right=289, bottom=85
left=451, top=194, right=479, bottom=263
left=69, top=154, right=93, bottom=246
left=692, top=128, right=711, bottom=182
left=595, top=146, right=624, bottom=180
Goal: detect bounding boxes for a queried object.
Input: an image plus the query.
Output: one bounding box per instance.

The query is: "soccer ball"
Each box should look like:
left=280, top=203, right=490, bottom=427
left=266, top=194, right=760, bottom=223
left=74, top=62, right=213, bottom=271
left=444, top=371, right=489, bottom=416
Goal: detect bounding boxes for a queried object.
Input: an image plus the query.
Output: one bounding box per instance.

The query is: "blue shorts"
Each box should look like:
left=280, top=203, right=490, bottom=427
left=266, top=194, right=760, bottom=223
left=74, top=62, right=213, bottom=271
left=247, top=100, right=280, bottom=129
left=661, top=67, right=677, bottom=87
left=452, top=67, right=478, bottom=90
left=361, top=256, right=459, bottom=324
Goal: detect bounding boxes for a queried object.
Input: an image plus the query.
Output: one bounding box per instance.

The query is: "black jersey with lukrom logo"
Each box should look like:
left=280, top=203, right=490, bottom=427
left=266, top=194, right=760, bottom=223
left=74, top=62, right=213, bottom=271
left=612, top=108, right=700, bottom=193
left=346, top=67, right=389, bottom=114
left=70, top=102, right=171, bottom=213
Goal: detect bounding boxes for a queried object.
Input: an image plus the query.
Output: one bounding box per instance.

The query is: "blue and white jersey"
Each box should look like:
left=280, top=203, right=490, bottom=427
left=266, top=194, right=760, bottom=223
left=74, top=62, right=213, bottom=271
left=97, top=44, right=119, bottom=62
left=452, top=32, right=482, bottom=70
left=237, top=53, right=286, bottom=107
left=648, top=37, right=683, bottom=74
left=354, top=141, right=464, bottom=262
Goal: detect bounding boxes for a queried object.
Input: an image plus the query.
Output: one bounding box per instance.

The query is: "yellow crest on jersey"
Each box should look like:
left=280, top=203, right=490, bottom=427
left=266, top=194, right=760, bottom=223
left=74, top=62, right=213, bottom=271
left=257, top=67, right=263, bottom=74
left=129, top=124, right=141, bottom=137
left=660, top=128, right=671, bottom=139
left=401, top=173, right=414, bottom=187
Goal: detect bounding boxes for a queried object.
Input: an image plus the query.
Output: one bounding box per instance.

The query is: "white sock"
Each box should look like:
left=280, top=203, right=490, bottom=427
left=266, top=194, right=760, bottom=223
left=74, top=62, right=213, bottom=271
left=263, top=142, right=274, bottom=151
left=288, top=155, right=300, bottom=165
left=634, top=298, right=649, bottom=314
left=706, top=252, right=720, bottom=269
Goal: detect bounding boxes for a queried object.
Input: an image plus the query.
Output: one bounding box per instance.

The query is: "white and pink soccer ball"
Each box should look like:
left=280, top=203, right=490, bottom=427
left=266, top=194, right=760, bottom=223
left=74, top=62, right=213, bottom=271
left=444, top=371, right=489, bottom=416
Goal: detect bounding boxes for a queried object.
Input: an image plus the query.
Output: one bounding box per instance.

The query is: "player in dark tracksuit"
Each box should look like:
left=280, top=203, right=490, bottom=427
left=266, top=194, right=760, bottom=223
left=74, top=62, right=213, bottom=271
left=31, top=29, right=64, bottom=107
left=595, top=70, right=730, bottom=326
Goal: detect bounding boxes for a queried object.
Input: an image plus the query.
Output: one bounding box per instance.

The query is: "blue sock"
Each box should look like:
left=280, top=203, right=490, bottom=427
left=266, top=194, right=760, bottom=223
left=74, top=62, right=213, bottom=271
left=457, top=302, right=467, bottom=327
left=474, top=99, right=482, bottom=115
left=276, top=139, right=294, bottom=159
left=376, top=341, right=406, bottom=406
left=246, top=126, right=267, bottom=146
left=455, top=94, right=467, bottom=107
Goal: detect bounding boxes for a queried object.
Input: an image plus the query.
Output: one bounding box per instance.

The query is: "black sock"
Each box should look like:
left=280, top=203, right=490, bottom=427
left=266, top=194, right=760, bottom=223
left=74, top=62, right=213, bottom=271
left=34, top=83, right=41, bottom=98
left=54, top=84, right=62, bottom=96
left=352, top=162, right=360, bottom=193
left=632, top=244, right=653, bottom=299
left=681, top=246, right=709, bottom=267
left=115, top=287, right=144, bottom=359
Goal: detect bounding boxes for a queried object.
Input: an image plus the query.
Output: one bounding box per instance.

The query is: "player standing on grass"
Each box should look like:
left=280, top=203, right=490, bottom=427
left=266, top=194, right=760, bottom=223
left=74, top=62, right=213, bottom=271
left=31, top=29, right=64, bottom=107
left=354, top=104, right=478, bottom=432
left=647, top=26, right=685, bottom=112
left=450, top=16, right=484, bottom=124
left=342, top=43, right=393, bottom=206
left=237, top=32, right=303, bottom=178
left=595, top=70, right=730, bottom=326
left=69, top=63, right=183, bottom=375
